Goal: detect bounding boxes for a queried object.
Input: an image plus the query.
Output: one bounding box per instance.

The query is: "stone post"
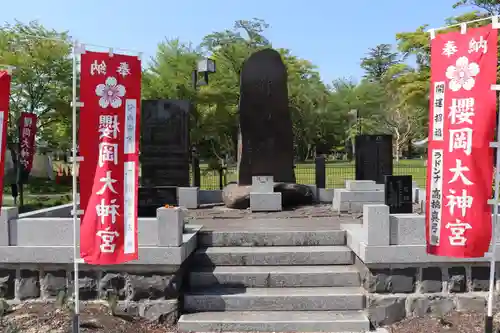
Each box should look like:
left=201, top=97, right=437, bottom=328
left=156, top=207, right=185, bottom=247
left=0, top=207, right=18, bottom=246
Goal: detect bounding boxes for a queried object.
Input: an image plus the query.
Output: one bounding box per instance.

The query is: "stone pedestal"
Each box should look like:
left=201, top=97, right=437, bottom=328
left=178, top=187, right=199, bottom=209
left=156, top=207, right=185, bottom=247
left=250, top=175, right=282, bottom=212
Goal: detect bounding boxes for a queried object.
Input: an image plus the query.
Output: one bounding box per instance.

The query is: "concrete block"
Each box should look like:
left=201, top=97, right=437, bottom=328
left=346, top=180, right=377, bottom=191
left=0, top=207, right=18, bottom=246
left=336, top=189, right=385, bottom=203
left=250, top=192, right=282, bottom=212
left=350, top=201, right=385, bottom=213
left=189, top=265, right=360, bottom=288
left=318, top=188, right=334, bottom=203
left=184, top=286, right=365, bottom=312
left=363, top=205, right=390, bottom=246
left=178, top=311, right=370, bottom=333
left=156, top=207, right=185, bottom=247
left=177, top=187, right=198, bottom=209
left=198, top=189, right=222, bottom=205
left=252, top=175, right=274, bottom=193
left=389, top=214, right=425, bottom=245
left=193, top=246, right=354, bottom=266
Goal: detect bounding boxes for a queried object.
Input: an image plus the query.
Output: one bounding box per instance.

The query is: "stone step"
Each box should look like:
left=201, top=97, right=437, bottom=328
left=178, top=311, right=370, bottom=332
left=192, top=246, right=354, bottom=266
left=184, top=286, right=365, bottom=312
left=198, top=229, right=346, bottom=247
left=189, top=265, right=361, bottom=288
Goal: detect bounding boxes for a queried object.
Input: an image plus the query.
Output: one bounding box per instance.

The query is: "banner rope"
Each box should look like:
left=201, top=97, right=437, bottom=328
left=427, top=15, right=500, bottom=39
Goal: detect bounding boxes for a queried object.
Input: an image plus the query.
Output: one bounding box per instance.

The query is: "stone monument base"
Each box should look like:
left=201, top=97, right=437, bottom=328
left=222, top=182, right=314, bottom=209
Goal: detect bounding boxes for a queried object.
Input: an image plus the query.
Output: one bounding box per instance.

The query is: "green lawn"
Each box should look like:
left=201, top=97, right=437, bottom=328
left=198, top=159, right=427, bottom=190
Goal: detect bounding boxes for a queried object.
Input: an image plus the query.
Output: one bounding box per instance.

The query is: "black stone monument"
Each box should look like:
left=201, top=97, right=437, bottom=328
left=139, top=99, right=191, bottom=216
left=237, top=48, right=295, bottom=185
left=355, top=134, right=393, bottom=184
left=384, top=175, right=413, bottom=214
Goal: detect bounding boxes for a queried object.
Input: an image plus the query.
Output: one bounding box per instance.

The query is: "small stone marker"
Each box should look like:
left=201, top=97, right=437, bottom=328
left=384, top=175, right=412, bottom=214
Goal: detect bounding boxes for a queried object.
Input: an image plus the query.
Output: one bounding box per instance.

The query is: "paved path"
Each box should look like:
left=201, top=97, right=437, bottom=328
left=186, top=204, right=360, bottom=231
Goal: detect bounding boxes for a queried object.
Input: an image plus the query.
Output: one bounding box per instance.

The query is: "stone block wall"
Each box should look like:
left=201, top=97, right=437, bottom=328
left=0, top=264, right=184, bottom=323
left=355, top=258, right=500, bottom=326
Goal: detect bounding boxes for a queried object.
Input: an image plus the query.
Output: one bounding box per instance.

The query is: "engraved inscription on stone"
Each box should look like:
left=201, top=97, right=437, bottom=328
left=384, top=175, right=412, bottom=214
left=238, top=48, right=295, bottom=185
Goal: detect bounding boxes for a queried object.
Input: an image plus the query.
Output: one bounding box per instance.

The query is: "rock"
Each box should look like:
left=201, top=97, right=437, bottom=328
left=222, top=182, right=313, bottom=209
left=237, top=48, right=295, bottom=185
left=222, top=183, right=251, bottom=209
left=274, top=183, right=313, bottom=208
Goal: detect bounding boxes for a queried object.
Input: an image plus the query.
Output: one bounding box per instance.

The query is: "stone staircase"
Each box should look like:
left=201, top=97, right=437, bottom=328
left=178, top=220, right=370, bottom=332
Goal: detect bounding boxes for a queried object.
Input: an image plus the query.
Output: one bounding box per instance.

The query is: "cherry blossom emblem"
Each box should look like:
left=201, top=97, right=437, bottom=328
left=445, top=56, right=480, bottom=92
left=95, top=77, right=126, bottom=109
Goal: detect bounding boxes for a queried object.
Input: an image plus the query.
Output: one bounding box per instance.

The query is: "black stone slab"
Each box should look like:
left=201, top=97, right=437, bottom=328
left=384, top=175, right=412, bottom=214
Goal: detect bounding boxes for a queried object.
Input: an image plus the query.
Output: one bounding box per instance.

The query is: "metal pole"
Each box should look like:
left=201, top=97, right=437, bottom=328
left=486, top=91, right=500, bottom=333
left=71, top=40, right=80, bottom=333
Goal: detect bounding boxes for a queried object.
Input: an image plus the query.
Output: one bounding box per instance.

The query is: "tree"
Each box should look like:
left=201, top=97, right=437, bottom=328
left=360, top=44, right=400, bottom=82
left=0, top=21, right=72, bottom=152
left=453, top=0, right=500, bottom=14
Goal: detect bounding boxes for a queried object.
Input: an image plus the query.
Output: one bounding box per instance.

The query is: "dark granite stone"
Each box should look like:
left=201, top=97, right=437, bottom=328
left=355, top=135, right=393, bottom=184
left=448, top=266, right=466, bottom=293
left=387, top=268, right=416, bottom=293
left=420, top=267, right=442, bottom=293
left=384, top=175, right=412, bottom=214
left=471, top=266, right=490, bottom=291
left=237, top=48, right=295, bottom=185
left=17, top=270, right=40, bottom=300
left=140, top=99, right=190, bottom=187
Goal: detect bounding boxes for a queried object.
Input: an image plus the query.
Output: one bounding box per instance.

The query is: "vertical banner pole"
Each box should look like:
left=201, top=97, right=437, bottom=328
left=486, top=88, right=500, bottom=333
left=71, top=40, right=80, bottom=333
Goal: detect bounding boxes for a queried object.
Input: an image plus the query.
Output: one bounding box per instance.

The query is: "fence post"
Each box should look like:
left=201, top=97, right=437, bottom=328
left=191, top=147, right=201, bottom=188
left=218, top=166, right=225, bottom=190
left=315, top=155, right=326, bottom=189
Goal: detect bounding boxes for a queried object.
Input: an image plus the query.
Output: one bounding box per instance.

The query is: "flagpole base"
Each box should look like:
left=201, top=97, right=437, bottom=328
left=72, top=313, right=80, bottom=333
left=485, top=315, right=493, bottom=333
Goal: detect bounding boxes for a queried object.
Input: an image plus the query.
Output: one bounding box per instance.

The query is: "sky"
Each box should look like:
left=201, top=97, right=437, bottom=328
left=0, top=0, right=474, bottom=84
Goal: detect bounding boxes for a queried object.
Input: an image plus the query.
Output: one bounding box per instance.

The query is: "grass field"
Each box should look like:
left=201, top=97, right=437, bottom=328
left=198, top=159, right=427, bottom=190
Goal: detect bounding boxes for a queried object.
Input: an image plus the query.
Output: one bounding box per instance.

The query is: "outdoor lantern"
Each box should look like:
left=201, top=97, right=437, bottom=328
left=197, top=58, right=216, bottom=74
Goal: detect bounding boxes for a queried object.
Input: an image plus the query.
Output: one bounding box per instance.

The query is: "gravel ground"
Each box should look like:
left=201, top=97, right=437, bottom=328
left=386, top=310, right=499, bottom=333
left=1, top=303, right=497, bottom=333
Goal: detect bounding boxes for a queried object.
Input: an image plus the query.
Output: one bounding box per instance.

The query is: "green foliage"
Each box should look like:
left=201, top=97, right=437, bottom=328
left=0, top=21, right=72, bottom=150
left=4, top=2, right=497, bottom=161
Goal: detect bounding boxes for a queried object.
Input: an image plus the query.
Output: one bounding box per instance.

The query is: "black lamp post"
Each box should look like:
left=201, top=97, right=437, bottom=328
left=191, top=58, right=216, bottom=187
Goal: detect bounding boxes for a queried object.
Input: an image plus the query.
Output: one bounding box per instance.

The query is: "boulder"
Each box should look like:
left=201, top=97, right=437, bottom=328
left=222, top=182, right=314, bottom=209
left=222, top=183, right=250, bottom=209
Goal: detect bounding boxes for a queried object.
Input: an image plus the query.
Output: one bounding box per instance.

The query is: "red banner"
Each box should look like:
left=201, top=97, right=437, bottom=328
left=426, top=25, right=498, bottom=257
left=79, top=51, right=141, bottom=265
left=19, top=112, right=37, bottom=173
left=0, top=72, right=10, bottom=208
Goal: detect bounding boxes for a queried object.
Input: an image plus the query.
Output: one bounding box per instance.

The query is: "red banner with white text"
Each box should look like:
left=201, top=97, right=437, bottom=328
left=19, top=112, right=37, bottom=173
left=79, top=51, right=141, bottom=265
left=426, top=25, right=498, bottom=257
left=0, top=72, right=10, bottom=208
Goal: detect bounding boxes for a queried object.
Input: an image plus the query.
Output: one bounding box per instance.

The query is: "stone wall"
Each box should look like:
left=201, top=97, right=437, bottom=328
left=0, top=263, right=185, bottom=322
left=0, top=205, right=201, bottom=323
left=345, top=202, right=500, bottom=327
